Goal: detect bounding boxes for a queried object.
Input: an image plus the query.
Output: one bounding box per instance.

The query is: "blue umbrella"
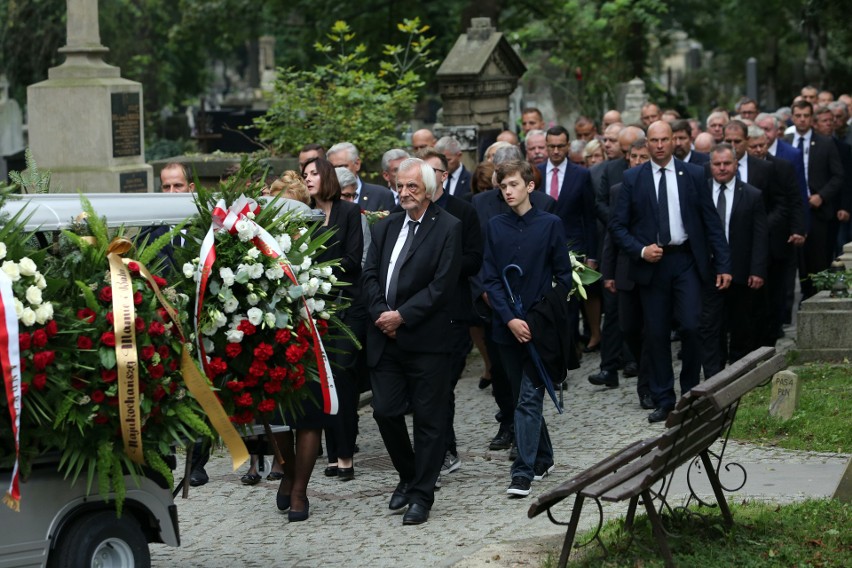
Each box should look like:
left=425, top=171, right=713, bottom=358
left=501, top=264, right=564, bottom=414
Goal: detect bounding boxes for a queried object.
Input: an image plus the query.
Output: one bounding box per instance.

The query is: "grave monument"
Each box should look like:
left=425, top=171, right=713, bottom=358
left=0, top=74, right=25, bottom=181
left=27, top=0, right=153, bottom=193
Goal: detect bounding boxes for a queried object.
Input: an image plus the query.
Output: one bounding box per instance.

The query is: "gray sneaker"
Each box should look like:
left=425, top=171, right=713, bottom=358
left=440, top=452, right=461, bottom=475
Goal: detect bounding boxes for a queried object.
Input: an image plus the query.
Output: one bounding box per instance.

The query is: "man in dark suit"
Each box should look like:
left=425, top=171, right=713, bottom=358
left=610, top=121, right=732, bottom=422
left=362, top=158, right=462, bottom=525
left=436, top=136, right=472, bottom=197
left=785, top=100, right=845, bottom=299
left=595, top=126, right=646, bottom=223
left=813, top=105, right=852, bottom=258
left=672, top=119, right=709, bottom=166
left=327, top=142, right=396, bottom=211
left=699, top=145, right=768, bottom=378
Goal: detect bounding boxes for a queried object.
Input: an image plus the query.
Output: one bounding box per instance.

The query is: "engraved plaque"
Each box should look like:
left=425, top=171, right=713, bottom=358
left=119, top=171, right=148, bottom=193
left=111, top=93, right=142, bottom=158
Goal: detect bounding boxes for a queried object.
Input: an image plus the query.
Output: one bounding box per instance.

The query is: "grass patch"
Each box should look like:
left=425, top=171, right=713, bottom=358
left=729, top=363, right=852, bottom=453
left=563, top=499, right=851, bottom=567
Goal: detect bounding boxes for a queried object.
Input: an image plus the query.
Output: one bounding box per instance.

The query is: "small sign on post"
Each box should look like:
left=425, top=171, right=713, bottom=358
left=769, top=370, right=800, bottom=420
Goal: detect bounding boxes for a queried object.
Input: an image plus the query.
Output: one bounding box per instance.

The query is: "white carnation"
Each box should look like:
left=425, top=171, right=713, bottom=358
left=1, top=261, right=20, bottom=282
left=26, top=285, right=42, bottom=306
left=225, top=329, right=244, bottom=343
left=246, top=293, right=260, bottom=306
left=183, top=262, right=195, bottom=279
left=213, top=310, right=228, bottom=328
left=235, top=219, right=257, bottom=242
left=0, top=242, right=6, bottom=260
left=219, top=267, right=235, bottom=287
left=223, top=297, right=240, bottom=313
left=35, top=303, right=53, bottom=324
left=247, top=247, right=261, bottom=259
left=20, top=307, right=36, bottom=326
left=300, top=256, right=312, bottom=271
left=18, top=257, right=37, bottom=277
left=247, top=307, right=263, bottom=325
left=265, top=265, right=284, bottom=280
left=320, top=282, right=332, bottom=294
left=276, top=234, right=292, bottom=253
left=248, top=263, right=264, bottom=279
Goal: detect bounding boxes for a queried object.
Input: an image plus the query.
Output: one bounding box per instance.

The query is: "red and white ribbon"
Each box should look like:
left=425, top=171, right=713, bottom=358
left=0, top=271, right=22, bottom=511
left=196, top=196, right=337, bottom=415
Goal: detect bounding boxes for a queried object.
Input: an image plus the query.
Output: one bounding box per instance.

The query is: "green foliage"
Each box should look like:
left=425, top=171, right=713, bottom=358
left=254, top=19, right=435, bottom=162
left=808, top=267, right=852, bottom=295
left=731, top=363, right=852, bottom=453
left=7, top=149, right=54, bottom=194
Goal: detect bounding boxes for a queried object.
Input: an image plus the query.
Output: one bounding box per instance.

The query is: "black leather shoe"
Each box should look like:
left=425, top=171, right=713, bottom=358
left=639, top=394, right=655, bottom=410
left=588, top=370, right=619, bottom=388
left=288, top=498, right=309, bottom=522
left=582, top=342, right=601, bottom=353
left=403, top=503, right=430, bottom=525
left=623, top=362, right=639, bottom=377
left=337, top=466, right=355, bottom=481
left=189, top=467, right=209, bottom=487
left=489, top=427, right=513, bottom=451
left=648, top=407, right=672, bottom=423
left=389, top=482, right=410, bottom=510
left=324, top=465, right=339, bottom=477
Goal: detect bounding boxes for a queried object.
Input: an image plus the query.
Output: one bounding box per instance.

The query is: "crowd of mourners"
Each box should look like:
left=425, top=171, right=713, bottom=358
left=161, top=84, right=852, bottom=525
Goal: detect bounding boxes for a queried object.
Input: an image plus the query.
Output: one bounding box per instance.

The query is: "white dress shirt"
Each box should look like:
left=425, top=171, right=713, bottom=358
left=712, top=180, right=734, bottom=241
left=651, top=159, right=688, bottom=245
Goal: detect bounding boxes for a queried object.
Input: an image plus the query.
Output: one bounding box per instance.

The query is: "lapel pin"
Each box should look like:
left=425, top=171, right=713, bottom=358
left=678, top=170, right=683, bottom=175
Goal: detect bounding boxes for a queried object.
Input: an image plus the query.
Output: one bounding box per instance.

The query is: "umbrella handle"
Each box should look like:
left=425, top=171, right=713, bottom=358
left=501, top=264, right=524, bottom=304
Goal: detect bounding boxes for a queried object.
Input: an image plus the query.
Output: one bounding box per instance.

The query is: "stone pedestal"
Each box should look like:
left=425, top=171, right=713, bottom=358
left=26, top=0, right=152, bottom=193
left=621, top=77, right=647, bottom=126
left=796, top=291, right=852, bottom=361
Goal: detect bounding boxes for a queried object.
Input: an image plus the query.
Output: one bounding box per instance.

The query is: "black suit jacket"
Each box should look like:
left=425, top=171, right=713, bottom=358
left=318, top=199, right=364, bottom=296
left=358, top=181, right=396, bottom=212
left=361, top=203, right=462, bottom=366
left=742, top=156, right=790, bottom=261
left=449, top=165, right=472, bottom=197
left=687, top=151, right=710, bottom=165
left=595, top=157, right=628, bottom=224
left=785, top=131, right=845, bottom=221
left=833, top=137, right=852, bottom=213
left=766, top=154, right=807, bottom=241
left=536, top=161, right=597, bottom=257
left=601, top=183, right=635, bottom=291
left=712, top=179, right=768, bottom=284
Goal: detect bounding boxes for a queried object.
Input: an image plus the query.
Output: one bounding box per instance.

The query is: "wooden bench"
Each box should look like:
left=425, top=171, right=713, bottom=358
left=528, top=346, right=786, bottom=568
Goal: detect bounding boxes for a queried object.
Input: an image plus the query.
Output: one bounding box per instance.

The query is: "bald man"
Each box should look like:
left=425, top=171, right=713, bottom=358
left=412, top=129, right=438, bottom=152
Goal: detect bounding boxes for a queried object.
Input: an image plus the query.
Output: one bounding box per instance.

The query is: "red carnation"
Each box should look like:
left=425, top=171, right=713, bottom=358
left=225, top=343, right=242, bottom=358
left=135, top=317, right=146, bottom=332
left=258, top=399, right=276, bottom=413
left=100, top=331, right=116, bottom=347
left=148, top=321, right=166, bottom=336
left=268, top=367, right=288, bottom=381
left=226, top=381, right=245, bottom=392
left=101, top=369, right=118, bottom=383
left=230, top=410, right=254, bottom=425
left=264, top=381, right=282, bottom=394
left=94, top=414, right=110, bottom=425
left=153, top=275, right=167, bottom=288
left=156, top=308, right=170, bottom=322
left=32, top=329, right=48, bottom=348
left=133, top=291, right=142, bottom=305
left=77, top=336, right=94, bottom=349
left=275, top=329, right=292, bottom=344
left=168, top=358, right=179, bottom=372
left=297, top=322, right=309, bottom=338
left=157, top=345, right=170, bottom=359
left=45, top=320, right=58, bottom=337
left=253, top=343, right=274, bottom=361
left=234, top=392, right=254, bottom=407
left=32, top=373, right=47, bottom=390
left=33, top=351, right=55, bottom=371
left=128, top=261, right=140, bottom=273
left=237, top=320, right=257, bottom=336
left=147, top=364, right=165, bottom=379
left=106, top=311, right=114, bottom=325
left=77, top=308, right=96, bottom=322
left=91, top=390, right=106, bottom=403
left=207, top=357, right=228, bottom=377
left=152, top=385, right=167, bottom=402
left=285, top=344, right=302, bottom=363
left=248, top=360, right=268, bottom=378
left=141, top=345, right=155, bottom=360
left=98, top=287, right=113, bottom=302
left=19, top=332, right=31, bottom=351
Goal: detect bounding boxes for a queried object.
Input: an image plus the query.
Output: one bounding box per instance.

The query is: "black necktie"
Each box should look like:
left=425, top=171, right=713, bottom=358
left=386, top=220, right=418, bottom=309
left=444, top=173, right=451, bottom=193
left=716, top=184, right=727, bottom=227
left=658, top=168, right=671, bottom=245
left=797, top=136, right=804, bottom=151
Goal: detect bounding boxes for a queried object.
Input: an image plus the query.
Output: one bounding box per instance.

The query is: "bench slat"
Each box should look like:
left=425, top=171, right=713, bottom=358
left=689, top=346, right=775, bottom=396
left=709, top=353, right=786, bottom=411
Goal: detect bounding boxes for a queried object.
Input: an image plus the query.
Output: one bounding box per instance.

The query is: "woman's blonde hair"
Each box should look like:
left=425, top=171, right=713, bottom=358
left=269, top=170, right=310, bottom=204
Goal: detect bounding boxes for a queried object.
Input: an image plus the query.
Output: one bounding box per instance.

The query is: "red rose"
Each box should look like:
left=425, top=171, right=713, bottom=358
left=153, top=275, right=167, bottom=288
left=77, top=308, right=96, bottom=323
left=225, top=343, right=242, bottom=358
left=263, top=381, right=282, bottom=394
left=248, top=360, right=267, bottom=378
left=19, top=332, right=31, bottom=351
left=135, top=317, right=146, bottom=332
left=101, top=369, right=118, bottom=383
left=32, top=373, right=47, bottom=390
left=33, top=351, right=55, bottom=371
left=156, top=308, right=170, bottom=322
left=234, top=392, right=254, bottom=407
left=253, top=343, right=274, bottom=361
left=20, top=383, right=29, bottom=396
left=275, top=329, right=291, bottom=344
left=141, top=345, right=155, bottom=360
left=237, top=320, right=256, bottom=336
left=94, top=414, right=110, bottom=424
left=45, top=320, right=58, bottom=337
left=207, top=357, right=228, bottom=377
left=285, top=344, right=302, bottom=363
left=168, top=358, right=179, bottom=372
left=226, top=381, right=245, bottom=392
left=157, top=345, right=170, bottom=359
left=152, top=385, right=167, bottom=402
left=100, top=331, right=116, bottom=347
left=148, top=321, right=165, bottom=336
left=258, top=399, right=276, bottom=413
left=147, top=364, right=165, bottom=379
left=106, top=311, right=114, bottom=325
left=32, top=329, right=48, bottom=348
left=77, top=336, right=94, bottom=349
left=128, top=261, right=140, bottom=273
left=98, top=287, right=113, bottom=302
left=91, top=390, right=105, bottom=403
left=133, top=291, right=143, bottom=305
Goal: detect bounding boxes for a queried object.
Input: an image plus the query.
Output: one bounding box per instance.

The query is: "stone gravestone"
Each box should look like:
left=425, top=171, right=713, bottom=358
left=0, top=74, right=25, bottom=181
left=620, top=77, right=647, bottom=126
left=27, top=0, right=153, bottom=193
left=769, top=370, right=800, bottom=421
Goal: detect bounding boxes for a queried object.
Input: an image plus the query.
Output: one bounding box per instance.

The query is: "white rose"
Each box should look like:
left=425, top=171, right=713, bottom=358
left=322, top=266, right=333, bottom=277
left=263, top=312, right=276, bottom=327
left=307, top=277, right=320, bottom=295
left=0, top=242, right=6, bottom=260
left=235, top=219, right=256, bottom=242
left=1, top=261, right=20, bottom=282
left=219, top=267, right=235, bottom=287
left=18, top=257, right=37, bottom=277
left=20, top=307, right=36, bottom=326
left=34, top=274, right=47, bottom=290
left=26, top=285, right=42, bottom=306
left=183, top=262, right=195, bottom=279
left=247, top=247, right=261, bottom=259
left=13, top=299, right=23, bottom=318
left=223, top=297, right=240, bottom=313
left=276, top=234, right=292, bottom=253
left=247, top=307, right=263, bottom=326
left=246, top=293, right=259, bottom=306
left=225, top=329, right=244, bottom=343
left=35, top=303, right=54, bottom=324
left=248, top=263, right=264, bottom=279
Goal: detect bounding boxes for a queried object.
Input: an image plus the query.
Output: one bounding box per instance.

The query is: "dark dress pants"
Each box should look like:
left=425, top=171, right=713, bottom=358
left=618, top=286, right=651, bottom=399
left=445, top=321, right=471, bottom=456
left=371, top=342, right=450, bottom=509
left=600, top=286, right=632, bottom=373
left=639, top=250, right=703, bottom=410
left=485, top=328, right=513, bottom=431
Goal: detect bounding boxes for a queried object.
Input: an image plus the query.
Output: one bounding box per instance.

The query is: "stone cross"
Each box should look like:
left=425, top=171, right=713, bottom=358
left=769, top=370, right=800, bottom=421
left=65, top=0, right=104, bottom=50
left=50, top=0, right=117, bottom=79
